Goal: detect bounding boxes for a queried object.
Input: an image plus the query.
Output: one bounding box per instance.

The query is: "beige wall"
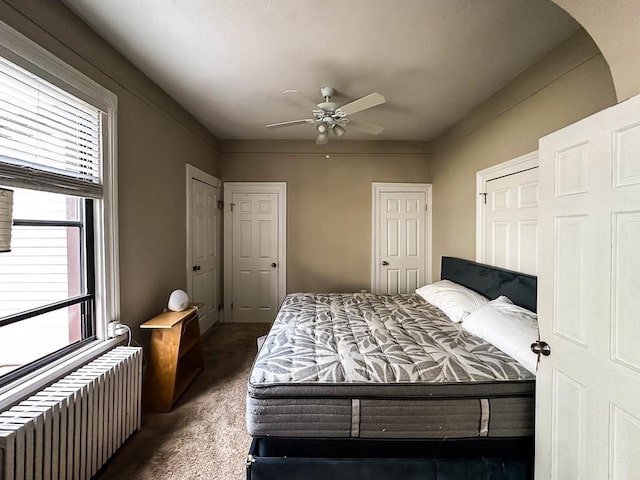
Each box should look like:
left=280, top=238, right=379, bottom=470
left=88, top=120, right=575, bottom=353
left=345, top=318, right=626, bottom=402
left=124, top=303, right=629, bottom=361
left=430, top=31, right=616, bottom=279
left=1, top=0, right=630, bottom=330
left=553, top=0, right=640, bottom=101
left=220, top=141, right=430, bottom=292
left=0, top=1, right=220, bottom=336
left=221, top=30, right=618, bottom=292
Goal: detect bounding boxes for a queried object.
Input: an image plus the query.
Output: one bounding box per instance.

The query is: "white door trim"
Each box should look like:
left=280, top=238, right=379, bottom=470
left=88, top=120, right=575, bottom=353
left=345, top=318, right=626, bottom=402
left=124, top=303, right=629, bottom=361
left=371, top=182, right=432, bottom=292
left=223, top=182, right=287, bottom=323
left=475, top=151, right=538, bottom=263
left=185, top=163, right=221, bottom=331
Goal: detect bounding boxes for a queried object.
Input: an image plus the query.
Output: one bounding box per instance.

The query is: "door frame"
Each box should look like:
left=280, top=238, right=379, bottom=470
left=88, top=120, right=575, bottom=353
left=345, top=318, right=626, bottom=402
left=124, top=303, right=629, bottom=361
left=371, top=182, right=432, bottom=293
left=475, top=151, right=538, bottom=263
left=223, top=182, right=287, bottom=323
left=185, top=163, right=221, bottom=332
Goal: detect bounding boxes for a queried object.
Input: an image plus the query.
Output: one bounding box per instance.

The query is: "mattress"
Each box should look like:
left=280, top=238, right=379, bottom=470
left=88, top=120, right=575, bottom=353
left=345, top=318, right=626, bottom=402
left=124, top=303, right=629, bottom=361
left=247, top=293, right=535, bottom=439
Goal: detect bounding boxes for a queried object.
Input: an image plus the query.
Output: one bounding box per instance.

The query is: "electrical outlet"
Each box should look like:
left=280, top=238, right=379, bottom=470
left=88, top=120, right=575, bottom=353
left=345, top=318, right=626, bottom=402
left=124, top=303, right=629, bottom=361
left=107, top=321, right=128, bottom=338
left=107, top=321, right=120, bottom=338
left=360, top=289, right=367, bottom=294
left=115, top=324, right=128, bottom=336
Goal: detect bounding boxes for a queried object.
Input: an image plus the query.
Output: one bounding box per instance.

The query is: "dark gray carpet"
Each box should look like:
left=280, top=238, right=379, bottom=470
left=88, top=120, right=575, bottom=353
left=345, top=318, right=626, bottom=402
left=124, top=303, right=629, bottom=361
left=97, top=323, right=270, bottom=480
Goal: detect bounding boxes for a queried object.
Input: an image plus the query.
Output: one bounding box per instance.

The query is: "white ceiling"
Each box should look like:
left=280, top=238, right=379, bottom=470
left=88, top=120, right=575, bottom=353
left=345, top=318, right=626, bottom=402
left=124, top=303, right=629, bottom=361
left=62, top=0, right=580, bottom=141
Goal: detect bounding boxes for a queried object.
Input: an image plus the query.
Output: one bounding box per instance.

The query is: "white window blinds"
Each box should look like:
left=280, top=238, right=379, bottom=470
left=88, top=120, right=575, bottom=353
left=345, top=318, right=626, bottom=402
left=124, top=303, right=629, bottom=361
left=0, top=56, right=102, bottom=198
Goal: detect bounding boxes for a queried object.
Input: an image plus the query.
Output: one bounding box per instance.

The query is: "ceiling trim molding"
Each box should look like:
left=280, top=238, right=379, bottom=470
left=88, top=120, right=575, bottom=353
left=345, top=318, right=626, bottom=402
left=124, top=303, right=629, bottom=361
left=218, top=140, right=432, bottom=156
left=220, top=152, right=432, bottom=159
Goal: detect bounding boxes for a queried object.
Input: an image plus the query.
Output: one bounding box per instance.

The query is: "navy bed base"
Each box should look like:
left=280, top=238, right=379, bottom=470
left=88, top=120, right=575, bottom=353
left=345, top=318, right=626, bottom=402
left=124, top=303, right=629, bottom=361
left=247, top=437, right=533, bottom=480
left=246, top=257, right=538, bottom=480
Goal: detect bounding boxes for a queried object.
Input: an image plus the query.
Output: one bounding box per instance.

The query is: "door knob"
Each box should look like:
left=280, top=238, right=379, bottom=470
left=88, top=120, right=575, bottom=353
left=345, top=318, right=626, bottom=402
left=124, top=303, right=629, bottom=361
left=271, top=262, right=277, bottom=268
left=530, top=340, right=551, bottom=356
left=192, top=265, right=201, bottom=271
left=381, top=261, right=389, bottom=266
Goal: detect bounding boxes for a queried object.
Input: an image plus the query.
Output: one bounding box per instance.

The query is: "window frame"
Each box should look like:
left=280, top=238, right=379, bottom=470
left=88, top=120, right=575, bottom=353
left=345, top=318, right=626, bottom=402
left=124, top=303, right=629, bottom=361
left=0, top=19, right=119, bottom=395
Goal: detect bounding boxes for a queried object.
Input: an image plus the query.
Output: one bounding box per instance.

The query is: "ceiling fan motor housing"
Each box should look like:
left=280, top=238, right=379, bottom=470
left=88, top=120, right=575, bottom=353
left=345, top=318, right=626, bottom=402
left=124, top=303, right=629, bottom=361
left=317, top=102, right=338, bottom=113
left=320, top=86, right=335, bottom=99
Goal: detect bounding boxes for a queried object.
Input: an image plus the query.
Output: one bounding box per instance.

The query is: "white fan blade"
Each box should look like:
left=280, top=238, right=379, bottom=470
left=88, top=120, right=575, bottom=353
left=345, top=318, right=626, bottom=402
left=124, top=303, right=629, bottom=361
left=283, top=90, right=319, bottom=109
left=348, top=119, right=384, bottom=135
left=266, top=119, right=314, bottom=129
left=337, top=92, right=386, bottom=116
left=316, top=133, right=329, bottom=145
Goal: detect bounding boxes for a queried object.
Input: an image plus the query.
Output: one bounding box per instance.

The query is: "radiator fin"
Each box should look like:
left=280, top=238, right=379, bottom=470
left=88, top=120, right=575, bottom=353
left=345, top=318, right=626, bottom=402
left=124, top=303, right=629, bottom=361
left=0, top=346, right=143, bottom=480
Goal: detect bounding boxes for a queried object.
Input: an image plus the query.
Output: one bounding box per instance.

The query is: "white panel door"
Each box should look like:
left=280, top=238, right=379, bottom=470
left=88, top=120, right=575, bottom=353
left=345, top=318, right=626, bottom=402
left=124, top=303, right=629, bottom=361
left=190, top=178, right=219, bottom=332
left=231, top=192, right=279, bottom=322
left=484, top=167, right=539, bottom=274
left=374, top=186, right=430, bottom=294
left=536, top=93, right=640, bottom=479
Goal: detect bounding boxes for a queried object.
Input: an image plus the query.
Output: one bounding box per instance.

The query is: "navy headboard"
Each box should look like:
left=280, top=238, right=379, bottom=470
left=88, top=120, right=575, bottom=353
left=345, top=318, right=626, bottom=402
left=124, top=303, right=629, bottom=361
left=440, top=257, right=537, bottom=313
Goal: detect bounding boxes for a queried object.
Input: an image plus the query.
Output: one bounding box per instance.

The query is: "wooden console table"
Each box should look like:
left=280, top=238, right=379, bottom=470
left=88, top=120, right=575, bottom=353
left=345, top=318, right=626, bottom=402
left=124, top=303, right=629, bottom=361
left=141, top=306, right=204, bottom=412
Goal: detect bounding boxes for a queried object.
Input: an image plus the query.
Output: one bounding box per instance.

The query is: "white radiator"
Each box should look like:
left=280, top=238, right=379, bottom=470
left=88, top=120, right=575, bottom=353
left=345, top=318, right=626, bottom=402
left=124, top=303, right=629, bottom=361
left=0, top=346, right=142, bottom=480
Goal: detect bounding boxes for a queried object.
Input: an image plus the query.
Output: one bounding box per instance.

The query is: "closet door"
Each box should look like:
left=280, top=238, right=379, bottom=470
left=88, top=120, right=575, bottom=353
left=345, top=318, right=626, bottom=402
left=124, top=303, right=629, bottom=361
left=484, top=167, right=539, bottom=274
left=223, top=183, right=286, bottom=323
left=186, top=164, right=222, bottom=335
left=190, top=178, right=220, bottom=332
left=372, top=183, right=432, bottom=294
left=231, top=192, right=279, bottom=323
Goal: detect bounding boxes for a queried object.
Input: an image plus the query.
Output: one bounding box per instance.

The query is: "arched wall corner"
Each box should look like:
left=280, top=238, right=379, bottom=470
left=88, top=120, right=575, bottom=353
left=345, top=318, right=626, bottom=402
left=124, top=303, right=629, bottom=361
left=552, top=0, right=640, bottom=102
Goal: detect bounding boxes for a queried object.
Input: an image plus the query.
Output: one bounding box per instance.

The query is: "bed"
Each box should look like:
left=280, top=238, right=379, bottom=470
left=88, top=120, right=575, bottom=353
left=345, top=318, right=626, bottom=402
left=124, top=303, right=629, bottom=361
left=245, top=257, right=538, bottom=479
left=247, top=257, right=537, bottom=440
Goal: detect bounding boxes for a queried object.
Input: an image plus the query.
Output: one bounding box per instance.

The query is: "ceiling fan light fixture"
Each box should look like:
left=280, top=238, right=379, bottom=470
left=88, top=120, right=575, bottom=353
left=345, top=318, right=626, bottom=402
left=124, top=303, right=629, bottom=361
left=332, top=124, right=346, bottom=138
left=316, top=123, right=328, bottom=135
left=316, top=133, right=329, bottom=145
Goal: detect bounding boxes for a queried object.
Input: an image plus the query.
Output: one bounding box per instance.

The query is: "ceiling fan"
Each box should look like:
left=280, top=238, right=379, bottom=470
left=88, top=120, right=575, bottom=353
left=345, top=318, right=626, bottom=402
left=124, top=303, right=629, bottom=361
left=266, top=87, right=386, bottom=145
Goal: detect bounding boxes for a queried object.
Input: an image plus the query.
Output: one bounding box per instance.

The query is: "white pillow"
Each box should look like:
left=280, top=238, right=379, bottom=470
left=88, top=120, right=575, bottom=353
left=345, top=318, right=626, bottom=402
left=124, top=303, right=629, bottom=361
left=415, top=279, right=489, bottom=322
left=462, top=296, right=538, bottom=374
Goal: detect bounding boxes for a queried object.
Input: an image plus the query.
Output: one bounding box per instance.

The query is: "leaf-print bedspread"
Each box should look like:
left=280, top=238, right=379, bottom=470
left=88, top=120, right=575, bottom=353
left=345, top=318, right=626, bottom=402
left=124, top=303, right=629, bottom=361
left=250, top=293, right=534, bottom=386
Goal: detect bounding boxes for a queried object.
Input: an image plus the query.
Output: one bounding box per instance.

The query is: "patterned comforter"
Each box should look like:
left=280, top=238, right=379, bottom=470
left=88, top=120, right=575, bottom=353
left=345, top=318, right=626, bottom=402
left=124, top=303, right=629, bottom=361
left=250, top=293, right=534, bottom=386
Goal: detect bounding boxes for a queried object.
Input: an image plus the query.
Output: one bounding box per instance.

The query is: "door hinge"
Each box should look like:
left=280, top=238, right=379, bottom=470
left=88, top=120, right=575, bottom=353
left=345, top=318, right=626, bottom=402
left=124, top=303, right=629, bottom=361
left=425, top=203, right=428, bottom=211
left=217, top=200, right=223, bottom=209
left=231, top=302, right=234, bottom=310
left=479, top=192, right=487, bottom=204
left=229, top=202, right=236, bottom=212
left=218, top=303, right=222, bottom=311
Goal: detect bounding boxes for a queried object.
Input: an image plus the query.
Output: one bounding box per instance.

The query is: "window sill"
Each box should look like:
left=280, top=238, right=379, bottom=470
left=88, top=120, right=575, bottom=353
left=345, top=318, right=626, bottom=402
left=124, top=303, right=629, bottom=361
left=0, top=335, right=127, bottom=411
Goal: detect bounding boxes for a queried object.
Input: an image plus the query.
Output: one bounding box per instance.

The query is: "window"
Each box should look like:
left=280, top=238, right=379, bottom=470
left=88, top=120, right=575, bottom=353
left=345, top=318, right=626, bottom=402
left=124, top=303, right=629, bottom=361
left=0, top=189, right=94, bottom=381
left=0, top=24, right=118, bottom=388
